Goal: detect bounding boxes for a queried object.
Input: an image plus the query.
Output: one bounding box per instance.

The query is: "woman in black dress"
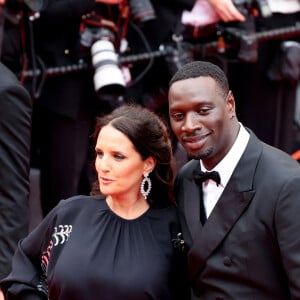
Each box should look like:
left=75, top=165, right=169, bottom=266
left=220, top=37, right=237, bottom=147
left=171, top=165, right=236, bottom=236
left=1, top=104, right=189, bottom=300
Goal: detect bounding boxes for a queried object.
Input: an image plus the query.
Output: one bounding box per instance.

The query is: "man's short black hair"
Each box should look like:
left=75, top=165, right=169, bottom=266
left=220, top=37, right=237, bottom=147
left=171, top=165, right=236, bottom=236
left=169, top=61, right=229, bottom=98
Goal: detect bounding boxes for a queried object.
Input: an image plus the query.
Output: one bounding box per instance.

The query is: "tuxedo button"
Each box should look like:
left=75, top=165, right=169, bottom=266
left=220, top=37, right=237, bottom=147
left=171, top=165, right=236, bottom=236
left=223, top=256, right=232, bottom=266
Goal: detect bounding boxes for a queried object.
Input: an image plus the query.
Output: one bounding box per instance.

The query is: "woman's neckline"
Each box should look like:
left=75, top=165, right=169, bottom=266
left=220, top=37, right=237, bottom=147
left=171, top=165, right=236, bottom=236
left=105, top=197, right=150, bottom=221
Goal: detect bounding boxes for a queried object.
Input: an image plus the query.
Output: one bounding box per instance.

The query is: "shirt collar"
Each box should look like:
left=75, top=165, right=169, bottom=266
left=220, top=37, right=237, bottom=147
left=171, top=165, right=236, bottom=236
left=200, top=123, right=250, bottom=187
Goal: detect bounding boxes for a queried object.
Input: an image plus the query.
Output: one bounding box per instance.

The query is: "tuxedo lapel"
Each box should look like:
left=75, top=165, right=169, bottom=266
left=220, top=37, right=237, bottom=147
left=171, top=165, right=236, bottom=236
left=188, top=133, right=262, bottom=281
left=188, top=181, right=255, bottom=280
left=183, top=177, right=203, bottom=240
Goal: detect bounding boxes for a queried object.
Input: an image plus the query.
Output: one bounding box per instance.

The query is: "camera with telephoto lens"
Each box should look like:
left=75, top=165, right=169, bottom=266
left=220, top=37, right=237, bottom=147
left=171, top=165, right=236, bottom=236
left=91, top=38, right=126, bottom=97
left=79, top=13, right=126, bottom=99
left=79, top=0, right=157, bottom=100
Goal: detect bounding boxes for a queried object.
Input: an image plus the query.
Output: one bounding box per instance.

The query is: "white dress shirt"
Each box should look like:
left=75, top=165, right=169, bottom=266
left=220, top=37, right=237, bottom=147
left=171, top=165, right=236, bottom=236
left=200, top=123, right=250, bottom=218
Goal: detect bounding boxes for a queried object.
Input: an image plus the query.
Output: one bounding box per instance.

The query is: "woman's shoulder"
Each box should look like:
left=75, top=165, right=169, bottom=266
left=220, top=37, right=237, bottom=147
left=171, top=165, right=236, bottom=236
left=147, top=205, right=182, bottom=247
left=148, top=205, right=179, bottom=223
left=50, top=194, right=107, bottom=217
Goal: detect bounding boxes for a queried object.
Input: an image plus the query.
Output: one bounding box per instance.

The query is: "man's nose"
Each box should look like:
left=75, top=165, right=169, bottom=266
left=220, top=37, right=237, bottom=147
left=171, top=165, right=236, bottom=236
left=182, top=112, right=202, bottom=131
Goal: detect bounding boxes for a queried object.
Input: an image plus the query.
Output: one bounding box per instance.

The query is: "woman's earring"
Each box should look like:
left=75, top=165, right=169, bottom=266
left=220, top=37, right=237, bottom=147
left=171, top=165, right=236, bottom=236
left=140, top=173, right=152, bottom=199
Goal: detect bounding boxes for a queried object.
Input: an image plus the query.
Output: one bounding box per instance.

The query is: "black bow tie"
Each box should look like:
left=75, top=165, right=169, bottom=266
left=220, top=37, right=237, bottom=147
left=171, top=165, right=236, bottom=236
left=193, top=167, right=221, bottom=186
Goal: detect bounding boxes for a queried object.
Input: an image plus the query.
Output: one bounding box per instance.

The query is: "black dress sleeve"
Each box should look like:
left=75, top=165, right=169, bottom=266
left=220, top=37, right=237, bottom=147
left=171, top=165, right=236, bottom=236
left=0, top=199, right=70, bottom=300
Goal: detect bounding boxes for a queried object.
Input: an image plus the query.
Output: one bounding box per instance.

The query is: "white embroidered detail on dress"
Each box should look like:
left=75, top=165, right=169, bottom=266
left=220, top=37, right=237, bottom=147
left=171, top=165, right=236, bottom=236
left=52, top=225, right=73, bottom=246
left=37, top=225, right=72, bottom=296
left=38, top=240, right=53, bottom=295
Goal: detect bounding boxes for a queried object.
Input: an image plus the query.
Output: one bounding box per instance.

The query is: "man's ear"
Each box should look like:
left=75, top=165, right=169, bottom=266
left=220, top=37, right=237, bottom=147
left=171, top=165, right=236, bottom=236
left=227, top=90, right=236, bottom=118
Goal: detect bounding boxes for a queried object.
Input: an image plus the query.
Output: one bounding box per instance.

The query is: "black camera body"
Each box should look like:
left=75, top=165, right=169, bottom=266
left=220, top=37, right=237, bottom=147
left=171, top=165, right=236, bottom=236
left=79, top=13, right=126, bottom=98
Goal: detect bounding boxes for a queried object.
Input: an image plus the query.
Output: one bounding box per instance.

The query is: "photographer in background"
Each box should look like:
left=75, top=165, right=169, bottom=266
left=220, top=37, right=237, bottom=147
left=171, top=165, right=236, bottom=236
left=0, top=3, right=31, bottom=299
left=0, top=61, right=32, bottom=298
left=1, top=0, right=113, bottom=217
left=25, top=0, right=103, bottom=217
left=123, top=0, right=195, bottom=114
left=180, top=0, right=300, bottom=154
left=0, top=0, right=32, bottom=284
left=227, top=0, right=300, bottom=154
left=1, top=0, right=197, bottom=217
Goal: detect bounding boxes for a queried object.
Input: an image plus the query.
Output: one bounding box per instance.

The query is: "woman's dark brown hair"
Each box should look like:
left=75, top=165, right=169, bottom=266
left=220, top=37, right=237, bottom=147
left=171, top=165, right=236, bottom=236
left=91, top=104, right=175, bottom=208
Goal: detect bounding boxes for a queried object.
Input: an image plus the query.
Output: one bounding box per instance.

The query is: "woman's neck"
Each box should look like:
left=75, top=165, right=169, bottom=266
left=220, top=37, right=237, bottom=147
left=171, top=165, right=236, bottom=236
left=106, top=195, right=150, bottom=220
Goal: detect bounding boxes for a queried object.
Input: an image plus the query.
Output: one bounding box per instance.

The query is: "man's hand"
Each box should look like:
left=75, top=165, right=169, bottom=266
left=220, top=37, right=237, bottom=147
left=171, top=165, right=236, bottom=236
left=208, top=0, right=246, bottom=22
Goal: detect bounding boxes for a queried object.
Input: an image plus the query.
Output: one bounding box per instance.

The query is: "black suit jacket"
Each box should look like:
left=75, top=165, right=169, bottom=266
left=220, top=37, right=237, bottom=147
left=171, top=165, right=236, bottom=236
left=175, top=131, right=300, bottom=299
left=0, top=62, right=32, bottom=279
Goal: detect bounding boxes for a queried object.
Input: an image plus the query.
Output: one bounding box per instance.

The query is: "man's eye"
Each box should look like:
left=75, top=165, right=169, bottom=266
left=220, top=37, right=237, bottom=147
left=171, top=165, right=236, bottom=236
left=198, top=107, right=212, bottom=114
left=171, top=112, right=184, bottom=121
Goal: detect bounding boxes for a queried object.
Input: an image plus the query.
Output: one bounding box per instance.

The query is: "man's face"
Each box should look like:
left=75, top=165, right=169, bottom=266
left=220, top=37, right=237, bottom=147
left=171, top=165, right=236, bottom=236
left=168, top=76, right=235, bottom=169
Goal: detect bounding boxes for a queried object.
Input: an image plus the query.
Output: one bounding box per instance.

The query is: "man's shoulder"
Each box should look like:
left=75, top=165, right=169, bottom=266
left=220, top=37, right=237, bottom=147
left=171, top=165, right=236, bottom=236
left=247, top=133, right=300, bottom=177
left=261, top=142, right=300, bottom=171
left=0, top=63, right=30, bottom=97
left=177, top=159, right=199, bottom=179
left=0, top=63, right=18, bottom=87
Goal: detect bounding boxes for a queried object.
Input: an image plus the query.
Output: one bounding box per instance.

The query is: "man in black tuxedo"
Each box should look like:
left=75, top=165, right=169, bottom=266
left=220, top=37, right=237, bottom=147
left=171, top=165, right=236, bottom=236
left=168, top=60, right=300, bottom=299
left=0, top=62, right=32, bottom=281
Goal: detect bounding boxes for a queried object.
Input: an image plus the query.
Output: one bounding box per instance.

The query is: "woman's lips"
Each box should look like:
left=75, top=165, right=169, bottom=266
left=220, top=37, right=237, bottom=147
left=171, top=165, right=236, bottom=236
left=99, top=177, right=114, bottom=184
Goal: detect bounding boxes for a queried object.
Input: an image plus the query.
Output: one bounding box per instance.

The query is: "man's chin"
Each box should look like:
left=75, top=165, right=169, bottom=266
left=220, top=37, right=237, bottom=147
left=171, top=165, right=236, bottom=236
left=186, top=147, right=213, bottom=160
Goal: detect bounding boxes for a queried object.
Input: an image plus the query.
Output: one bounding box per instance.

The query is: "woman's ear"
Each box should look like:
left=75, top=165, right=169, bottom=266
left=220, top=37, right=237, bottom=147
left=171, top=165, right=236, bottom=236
left=144, top=157, right=156, bottom=175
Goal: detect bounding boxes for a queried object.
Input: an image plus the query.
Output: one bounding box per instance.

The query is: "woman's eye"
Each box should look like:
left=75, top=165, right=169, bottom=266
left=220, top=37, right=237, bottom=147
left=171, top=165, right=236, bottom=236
left=114, top=153, right=125, bottom=160
left=96, top=150, right=103, bottom=157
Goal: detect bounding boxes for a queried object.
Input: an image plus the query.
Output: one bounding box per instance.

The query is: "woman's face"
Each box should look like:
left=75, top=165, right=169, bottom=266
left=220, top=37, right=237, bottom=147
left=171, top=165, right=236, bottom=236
left=95, top=124, right=153, bottom=200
